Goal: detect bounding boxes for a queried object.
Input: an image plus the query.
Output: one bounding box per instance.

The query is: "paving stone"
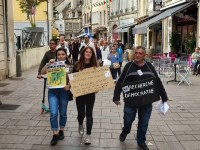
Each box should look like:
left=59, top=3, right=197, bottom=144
left=167, top=142, right=185, bottom=150
left=3, top=119, right=19, bottom=126
left=0, top=129, right=20, bottom=135
left=17, top=130, right=37, bottom=135
left=23, top=135, right=45, bottom=144
left=0, top=119, right=9, bottom=125
left=100, top=139, right=125, bottom=148
left=176, top=135, right=196, bottom=141
left=0, top=135, right=26, bottom=144
left=15, top=120, right=39, bottom=126
left=11, top=144, right=33, bottom=149
left=163, top=136, right=178, bottom=142
left=168, top=125, right=193, bottom=131
left=155, top=141, right=171, bottom=150
left=0, top=144, right=13, bottom=149
left=31, top=145, right=60, bottom=150
left=100, top=133, right=111, bottom=139
left=180, top=141, right=200, bottom=150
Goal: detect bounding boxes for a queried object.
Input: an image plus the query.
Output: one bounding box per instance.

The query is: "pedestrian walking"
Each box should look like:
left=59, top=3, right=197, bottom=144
left=37, top=39, right=57, bottom=79
left=113, top=46, right=168, bottom=150
left=101, top=41, right=110, bottom=65
left=115, top=42, right=123, bottom=76
left=79, top=35, right=96, bottom=56
left=73, top=46, right=98, bottom=145
left=93, top=39, right=102, bottom=66
left=57, top=34, right=70, bottom=57
left=41, top=48, right=72, bottom=146
left=108, top=46, right=119, bottom=82
left=71, top=37, right=81, bottom=64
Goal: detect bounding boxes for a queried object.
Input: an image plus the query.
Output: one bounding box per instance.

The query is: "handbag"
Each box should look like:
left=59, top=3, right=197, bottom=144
left=112, top=62, right=120, bottom=69
left=103, top=59, right=111, bottom=66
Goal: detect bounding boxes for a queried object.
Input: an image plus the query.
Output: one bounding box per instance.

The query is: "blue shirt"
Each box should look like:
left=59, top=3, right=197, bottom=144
left=109, top=53, right=119, bottom=68
left=116, top=47, right=123, bottom=62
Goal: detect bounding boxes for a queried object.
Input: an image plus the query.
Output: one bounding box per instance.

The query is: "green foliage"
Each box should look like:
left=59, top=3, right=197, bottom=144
left=185, top=34, right=196, bottom=54
left=16, top=0, right=48, bottom=27
left=169, top=32, right=180, bottom=53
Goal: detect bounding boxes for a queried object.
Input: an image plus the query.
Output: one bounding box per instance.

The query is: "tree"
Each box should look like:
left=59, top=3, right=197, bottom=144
left=16, top=0, right=48, bottom=27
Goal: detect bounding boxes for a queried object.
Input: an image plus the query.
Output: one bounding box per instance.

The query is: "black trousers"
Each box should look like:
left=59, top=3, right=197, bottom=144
left=76, top=94, right=95, bottom=134
left=117, top=62, right=122, bottom=76
left=72, top=55, right=78, bottom=64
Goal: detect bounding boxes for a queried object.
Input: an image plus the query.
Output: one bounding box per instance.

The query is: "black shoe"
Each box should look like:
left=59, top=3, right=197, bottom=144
left=58, top=130, right=64, bottom=140
left=119, top=132, right=127, bottom=142
left=138, top=143, right=149, bottom=150
left=50, top=134, right=58, bottom=146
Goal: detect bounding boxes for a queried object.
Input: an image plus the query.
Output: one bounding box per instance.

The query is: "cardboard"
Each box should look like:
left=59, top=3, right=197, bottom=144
left=68, top=66, right=115, bottom=97
left=46, top=61, right=67, bottom=88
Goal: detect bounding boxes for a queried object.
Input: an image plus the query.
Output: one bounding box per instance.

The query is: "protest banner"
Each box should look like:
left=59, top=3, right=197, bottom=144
left=68, top=66, right=114, bottom=97
left=121, top=77, right=160, bottom=106
left=46, top=61, right=67, bottom=88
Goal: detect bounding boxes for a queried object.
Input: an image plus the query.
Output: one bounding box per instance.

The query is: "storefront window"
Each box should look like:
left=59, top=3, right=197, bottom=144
left=141, top=34, right=147, bottom=48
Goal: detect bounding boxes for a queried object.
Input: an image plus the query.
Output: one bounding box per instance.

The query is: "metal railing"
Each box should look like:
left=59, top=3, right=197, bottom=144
left=14, top=29, right=48, bottom=50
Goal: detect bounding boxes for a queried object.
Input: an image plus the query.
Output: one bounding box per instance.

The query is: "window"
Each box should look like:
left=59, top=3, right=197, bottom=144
left=104, top=11, right=106, bottom=25
left=92, top=11, right=98, bottom=24
left=100, top=12, right=102, bottom=25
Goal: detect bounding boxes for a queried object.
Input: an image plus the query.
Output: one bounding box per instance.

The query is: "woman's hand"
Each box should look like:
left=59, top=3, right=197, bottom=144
left=49, top=59, right=55, bottom=63
left=64, top=85, right=70, bottom=91
left=107, top=57, right=110, bottom=60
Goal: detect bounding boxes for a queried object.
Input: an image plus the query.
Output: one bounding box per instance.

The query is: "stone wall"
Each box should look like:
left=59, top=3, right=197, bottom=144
left=20, top=46, right=49, bottom=71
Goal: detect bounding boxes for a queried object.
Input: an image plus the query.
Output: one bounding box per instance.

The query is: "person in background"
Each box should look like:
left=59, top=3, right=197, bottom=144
left=73, top=46, right=98, bottom=145
left=191, top=47, right=200, bottom=75
left=57, top=34, right=70, bottom=57
left=93, top=39, right=102, bottom=66
left=113, top=46, right=168, bottom=150
left=108, top=46, right=119, bottom=82
left=79, top=35, right=96, bottom=56
left=115, top=42, right=123, bottom=76
left=57, top=34, right=68, bottom=49
left=41, top=48, right=72, bottom=146
left=101, top=41, right=110, bottom=65
left=118, top=40, right=125, bottom=53
left=67, top=40, right=72, bottom=61
left=37, top=39, right=57, bottom=79
left=71, top=37, right=81, bottom=64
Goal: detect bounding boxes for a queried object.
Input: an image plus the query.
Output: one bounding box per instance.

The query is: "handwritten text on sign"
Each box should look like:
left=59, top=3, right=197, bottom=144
left=68, top=66, right=115, bottom=97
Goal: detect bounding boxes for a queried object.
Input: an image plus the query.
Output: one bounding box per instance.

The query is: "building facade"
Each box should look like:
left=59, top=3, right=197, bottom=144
left=132, top=0, right=200, bottom=55
left=109, top=0, right=138, bottom=48
left=13, top=0, right=53, bottom=43
left=0, top=0, right=16, bottom=80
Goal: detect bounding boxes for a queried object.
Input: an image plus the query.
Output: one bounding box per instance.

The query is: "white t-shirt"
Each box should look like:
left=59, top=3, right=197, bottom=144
left=79, top=42, right=96, bottom=56
left=101, top=46, right=110, bottom=61
left=56, top=43, right=70, bottom=57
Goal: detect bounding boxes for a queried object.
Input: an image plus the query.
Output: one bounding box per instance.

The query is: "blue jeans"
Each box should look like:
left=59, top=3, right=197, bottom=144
left=48, top=88, right=69, bottom=130
left=122, top=104, right=152, bottom=144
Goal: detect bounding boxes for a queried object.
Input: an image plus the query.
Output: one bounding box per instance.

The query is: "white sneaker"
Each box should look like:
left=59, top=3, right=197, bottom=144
left=79, top=125, right=84, bottom=135
left=84, top=134, right=91, bottom=145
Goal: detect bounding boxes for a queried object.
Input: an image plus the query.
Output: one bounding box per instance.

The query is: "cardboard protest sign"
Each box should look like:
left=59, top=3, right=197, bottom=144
left=121, top=77, right=160, bottom=106
left=46, top=61, right=67, bottom=88
left=68, top=66, right=114, bottom=97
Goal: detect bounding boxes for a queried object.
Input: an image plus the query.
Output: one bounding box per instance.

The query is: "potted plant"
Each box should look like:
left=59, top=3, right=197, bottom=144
left=169, top=32, right=180, bottom=53
left=16, top=0, right=48, bottom=47
left=185, top=32, right=196, bottom=55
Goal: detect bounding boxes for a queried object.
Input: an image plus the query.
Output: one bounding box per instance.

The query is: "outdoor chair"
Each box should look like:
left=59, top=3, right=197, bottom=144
left=177, top=60, right=192, bottom=86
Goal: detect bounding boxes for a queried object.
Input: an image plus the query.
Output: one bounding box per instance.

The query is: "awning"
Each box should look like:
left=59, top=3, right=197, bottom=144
left=77, top=33, right=86, bottom=38
left=132, top=2, right=193, bottom=34
left=114, top=22, right=136, bottom=33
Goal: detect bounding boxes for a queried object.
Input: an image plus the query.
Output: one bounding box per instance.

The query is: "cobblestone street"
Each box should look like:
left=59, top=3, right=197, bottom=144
left=0, top=65, right=200, bottom=150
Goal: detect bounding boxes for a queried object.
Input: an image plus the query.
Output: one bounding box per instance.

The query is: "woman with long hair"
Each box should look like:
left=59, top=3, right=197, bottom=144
left=73, top=46, right=98, bottom=145
left=41, top=48, right=72, bottom=146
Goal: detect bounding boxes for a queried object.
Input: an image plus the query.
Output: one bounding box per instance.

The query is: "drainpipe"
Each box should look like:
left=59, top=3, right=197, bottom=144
left=47, top=1, right=50, bottom=42
left=4, top=0, right=9, bottom=78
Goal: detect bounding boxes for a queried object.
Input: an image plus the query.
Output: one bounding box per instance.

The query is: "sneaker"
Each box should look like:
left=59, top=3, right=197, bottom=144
left=84, top=134, right=91, bottom=145
left=119, top=132, right=127, bottom=142
left=79, top=124, right=84, bottom=135
left=50, top=134, right=58, bottom=146
left=138, top=143, right=149, bottom=150
left=58, top=130, right=64, bottom=140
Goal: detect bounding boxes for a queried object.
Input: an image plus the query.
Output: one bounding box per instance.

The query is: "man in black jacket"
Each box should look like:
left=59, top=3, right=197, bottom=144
left=113, top=46, right=168, bottom=150
left=71, top=37, right=80, bottom=64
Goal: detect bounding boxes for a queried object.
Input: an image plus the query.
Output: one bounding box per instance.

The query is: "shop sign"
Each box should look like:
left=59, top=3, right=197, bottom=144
left=154, top=0, right=162, bottom=11
left=174, top=14, right=197, bottom=24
